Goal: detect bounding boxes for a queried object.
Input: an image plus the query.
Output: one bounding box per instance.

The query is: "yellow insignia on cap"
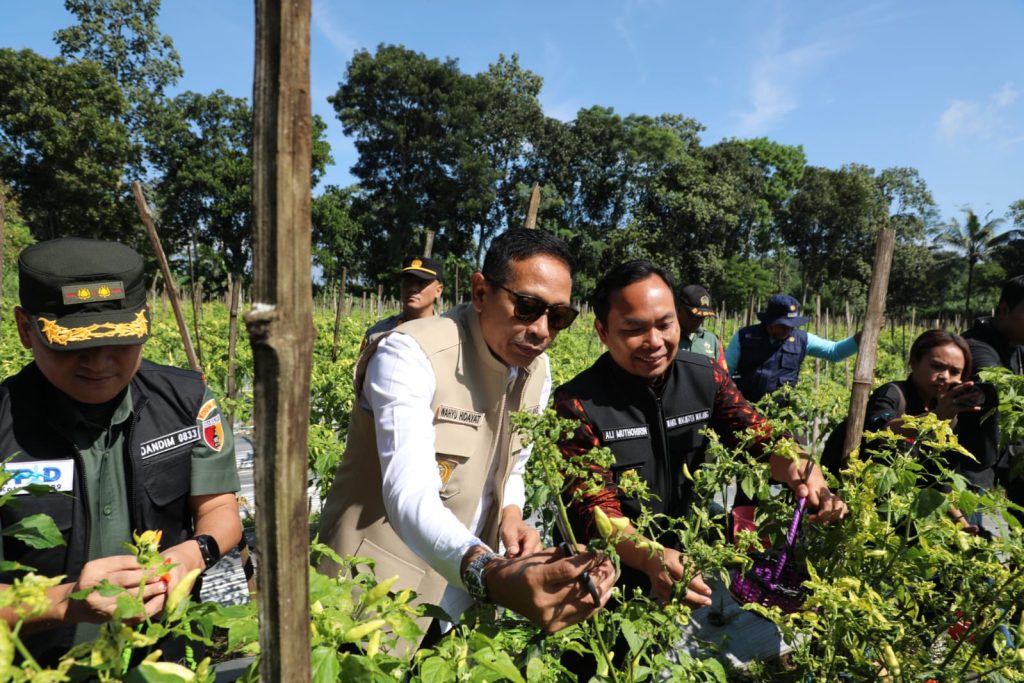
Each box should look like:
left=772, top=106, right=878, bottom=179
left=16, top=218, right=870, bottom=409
left=98, top=285, right=111, bottom=298
left=77, top=288, right=92, bottom=300
left=788, top=336, right=795, bottom=342
left=789, top=304, right=796, bottom=311
left=700, top=295, right=710, bottom=306
left=411, top=258, right=423, bottom=269
left=39, top=309, right=148, bottom=346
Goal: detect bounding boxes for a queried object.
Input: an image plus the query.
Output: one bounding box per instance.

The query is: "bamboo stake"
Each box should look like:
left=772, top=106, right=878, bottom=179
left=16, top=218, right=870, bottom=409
left=524, top=182, right=541, bottom=229
left=247, top=1, right=313, bottom=680
left=331, top=266, right=348, bottom=362
left=423, top=230, right=435, bottom=258
left=131, top=181, right=201, bottom=372
left=842, top=228, right=896, bottom=459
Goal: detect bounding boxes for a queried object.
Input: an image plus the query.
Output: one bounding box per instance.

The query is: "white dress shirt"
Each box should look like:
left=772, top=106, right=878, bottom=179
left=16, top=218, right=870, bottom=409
left=361, top=331, right=552, bottom=622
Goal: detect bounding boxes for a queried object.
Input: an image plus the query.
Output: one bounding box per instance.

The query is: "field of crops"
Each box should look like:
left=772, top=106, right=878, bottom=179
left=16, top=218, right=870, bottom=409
left=2, top=298, right=1023, bottom=682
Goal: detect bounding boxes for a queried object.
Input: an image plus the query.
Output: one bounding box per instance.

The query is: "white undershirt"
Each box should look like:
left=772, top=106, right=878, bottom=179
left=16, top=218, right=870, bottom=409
left=360, top=331, right=551, bottom=622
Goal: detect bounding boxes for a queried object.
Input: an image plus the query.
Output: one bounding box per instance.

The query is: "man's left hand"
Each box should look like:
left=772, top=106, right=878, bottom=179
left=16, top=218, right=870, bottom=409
left=770, top=456, right=848, bottom=524
left=499, top=506, right=542, bottom=558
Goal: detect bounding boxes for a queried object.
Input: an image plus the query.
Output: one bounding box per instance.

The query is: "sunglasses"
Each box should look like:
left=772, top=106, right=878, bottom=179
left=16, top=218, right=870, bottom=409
left=486, top=277, right=579, bottom=331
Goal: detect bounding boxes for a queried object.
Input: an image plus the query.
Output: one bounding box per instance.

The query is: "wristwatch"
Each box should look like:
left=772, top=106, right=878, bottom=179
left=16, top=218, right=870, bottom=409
left=192, top=534, right=221, bottom=570
left=462, top=550, right=499, bottom=602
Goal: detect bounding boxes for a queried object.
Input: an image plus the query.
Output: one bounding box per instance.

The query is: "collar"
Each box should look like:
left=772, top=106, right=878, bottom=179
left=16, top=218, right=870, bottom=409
left=49, top=384, right=134, bottom=434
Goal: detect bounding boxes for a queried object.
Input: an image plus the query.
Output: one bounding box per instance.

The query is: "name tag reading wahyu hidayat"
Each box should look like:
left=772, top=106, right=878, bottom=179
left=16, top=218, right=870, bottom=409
left=435, top=405, right=484, bottom=427
left=1, top=459, right=75, bottom=495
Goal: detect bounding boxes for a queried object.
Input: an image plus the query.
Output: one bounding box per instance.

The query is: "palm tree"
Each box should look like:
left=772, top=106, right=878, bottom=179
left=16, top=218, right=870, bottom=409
left=937, top=208, right=1021, bottom=319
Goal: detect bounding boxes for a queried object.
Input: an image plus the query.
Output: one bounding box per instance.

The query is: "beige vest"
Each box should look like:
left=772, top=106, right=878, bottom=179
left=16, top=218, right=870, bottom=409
left=317, top=304, right=547, bottom=642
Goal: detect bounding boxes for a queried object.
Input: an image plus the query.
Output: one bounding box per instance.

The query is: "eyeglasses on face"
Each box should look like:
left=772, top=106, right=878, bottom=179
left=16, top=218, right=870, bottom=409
left=485, top=277, right=579, bottom=331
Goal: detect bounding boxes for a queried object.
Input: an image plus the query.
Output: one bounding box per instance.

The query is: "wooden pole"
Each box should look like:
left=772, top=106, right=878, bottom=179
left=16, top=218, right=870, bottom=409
left=0, top=191, right=5, bottom=320
left=131, top=181, right=201, bottom=372
left=247, top=1, right=313, bottom=681
left=841, top=228, right=896, bottom=459
left=423, top=230, right=435, bottom=258
left=524, top=182, right=541, bottom=229
left=226, top=277, right=242, bottom=428
left=331, top=266, right=348, bottom=362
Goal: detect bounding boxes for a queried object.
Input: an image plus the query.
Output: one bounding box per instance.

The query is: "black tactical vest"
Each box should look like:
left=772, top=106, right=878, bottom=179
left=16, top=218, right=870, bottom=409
left=734, top=324, right=808, bottom=402
left=0, top=360, right=206, bottom=664
left=557, top=351, right=716, bottom=524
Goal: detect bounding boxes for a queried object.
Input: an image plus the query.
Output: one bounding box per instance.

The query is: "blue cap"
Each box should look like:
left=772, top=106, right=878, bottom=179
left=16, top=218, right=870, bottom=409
left=756, top=294, right=809, bottom=327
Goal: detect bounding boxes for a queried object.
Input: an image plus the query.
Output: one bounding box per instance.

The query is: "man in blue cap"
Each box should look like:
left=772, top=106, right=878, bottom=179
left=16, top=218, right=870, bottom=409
left=726, top=293, right=861, bottom=403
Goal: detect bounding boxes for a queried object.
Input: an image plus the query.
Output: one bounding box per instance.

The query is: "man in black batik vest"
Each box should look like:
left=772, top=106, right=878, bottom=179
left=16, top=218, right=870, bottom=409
left=555, top=260, right=847, bottom=607
left=0, top=238, right=241, bottom=665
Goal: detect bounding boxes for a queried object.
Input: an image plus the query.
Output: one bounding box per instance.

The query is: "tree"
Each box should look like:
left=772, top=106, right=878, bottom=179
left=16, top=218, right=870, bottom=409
left=780, top=164, right=887, bottom=306
left=150, top=91, right=333, bottom=289
left=55, top=0, right=182, bottom=174
left=936, top=208, right=1019, bottom=319
left=332, top=44, right=481, bottom=282
left=0, top=49, right=136, bottom=242
left=312, top=185, right=364, bottom=290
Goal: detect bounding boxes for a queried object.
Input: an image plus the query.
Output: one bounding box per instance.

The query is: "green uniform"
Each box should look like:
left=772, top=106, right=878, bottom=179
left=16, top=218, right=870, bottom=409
left=5, top=385, right=238, bottom=644
left=681, top=327, right=721, bottom=362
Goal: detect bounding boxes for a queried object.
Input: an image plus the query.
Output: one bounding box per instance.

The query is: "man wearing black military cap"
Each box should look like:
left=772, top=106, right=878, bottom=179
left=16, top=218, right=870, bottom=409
left=678, top=284, right=726, bottom=371
left=0, top=238, right=241, bottom=664
left=361, top=255, right=445, bottom=349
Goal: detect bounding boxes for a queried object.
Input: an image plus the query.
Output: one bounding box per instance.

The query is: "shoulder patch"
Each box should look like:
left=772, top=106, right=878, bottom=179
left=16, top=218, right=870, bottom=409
left=196, top=398, right=224, bottom=452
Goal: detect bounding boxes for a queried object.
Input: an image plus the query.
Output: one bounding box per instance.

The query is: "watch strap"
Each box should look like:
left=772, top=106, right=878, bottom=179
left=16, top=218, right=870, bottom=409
left=192, top=534, right=221, bottom=570
left=462, top=550, right=498, bottom=602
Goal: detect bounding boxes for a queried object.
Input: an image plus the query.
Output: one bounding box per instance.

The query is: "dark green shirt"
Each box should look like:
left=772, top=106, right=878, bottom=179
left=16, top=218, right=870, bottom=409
left=2, top=383, right=239, bottom=643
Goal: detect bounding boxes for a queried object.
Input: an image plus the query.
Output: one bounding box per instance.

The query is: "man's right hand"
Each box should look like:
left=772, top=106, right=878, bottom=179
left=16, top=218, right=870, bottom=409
left=639, top=545, right=712, bottom=607
left=64, top=555, right=167, bottom=624
left=483, top=545, right=615, bottom=633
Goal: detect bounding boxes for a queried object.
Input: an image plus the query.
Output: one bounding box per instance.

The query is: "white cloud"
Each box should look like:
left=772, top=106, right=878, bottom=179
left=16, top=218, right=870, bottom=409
left=734, top=26, right=841, bottom=136
left=539, top=38, right=581, bottom=121
left=613, top=15, right=646, bottom=82
left=313, top=2, right=358, bottom=57
left=937, top=82, right=1019, bottom=143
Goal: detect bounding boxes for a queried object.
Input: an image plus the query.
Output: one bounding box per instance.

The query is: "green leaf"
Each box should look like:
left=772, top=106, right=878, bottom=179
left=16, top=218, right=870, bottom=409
left=914, top=488, right=945, bottom=519
left=418, top=656, right=454, bottom=682
left=311, top=645, right=341, bottom=683
left=620, top=619, right=642, bottom=655
left=0, top=559, right=33, bottom=573
left=0, top=513, right=65, bottom=549
left=701, top=657, right=728, bottom=683
left=740, top=476, right=756, bottom=502
left=471, top=646, right=526, bottom=683
left=124, top=661, right=197, bottom=683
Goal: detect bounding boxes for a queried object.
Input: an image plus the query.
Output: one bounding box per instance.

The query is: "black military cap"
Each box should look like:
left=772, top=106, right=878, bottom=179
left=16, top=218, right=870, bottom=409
left=680, top=284, right=716, bottom=317
left=401, top=255, right=443, bottom=281
left=18, top=238, right=151, bottom=350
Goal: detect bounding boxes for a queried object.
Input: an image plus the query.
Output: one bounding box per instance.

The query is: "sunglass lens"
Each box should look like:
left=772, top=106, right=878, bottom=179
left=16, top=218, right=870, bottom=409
left=549, top=307, right=579, bottom=330
left=513, top=295, right=547, bottom=322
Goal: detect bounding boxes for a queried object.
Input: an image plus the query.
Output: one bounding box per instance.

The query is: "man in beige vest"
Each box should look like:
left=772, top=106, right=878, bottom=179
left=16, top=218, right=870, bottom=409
left=319, top=229, right=615, bottom=646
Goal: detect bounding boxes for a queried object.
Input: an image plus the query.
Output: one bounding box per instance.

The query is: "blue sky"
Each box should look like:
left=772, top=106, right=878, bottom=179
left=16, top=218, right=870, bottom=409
left=3, top=1, right=1023, bottom=227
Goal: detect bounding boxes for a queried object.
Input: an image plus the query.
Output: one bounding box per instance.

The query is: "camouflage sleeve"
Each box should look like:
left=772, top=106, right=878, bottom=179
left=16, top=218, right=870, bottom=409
left=553, top=389, right=625, bottom=540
